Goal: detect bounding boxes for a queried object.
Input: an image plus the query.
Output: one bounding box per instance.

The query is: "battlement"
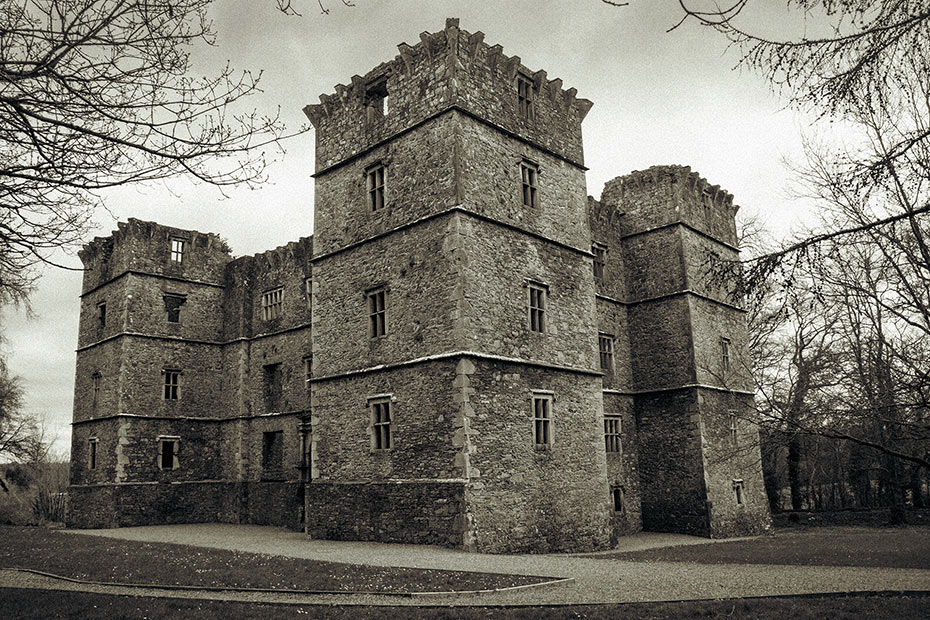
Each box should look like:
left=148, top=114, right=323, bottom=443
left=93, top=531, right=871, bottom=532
left=601, top=166, right=740, bottom=247
left=304, top=18, right=592, bottom=170
left=78, top=218, right=233, bottom=294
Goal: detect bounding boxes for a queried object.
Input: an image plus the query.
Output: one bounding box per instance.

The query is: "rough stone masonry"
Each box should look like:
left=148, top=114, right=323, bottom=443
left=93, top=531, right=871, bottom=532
left=68, top=18, right=771, bottom=553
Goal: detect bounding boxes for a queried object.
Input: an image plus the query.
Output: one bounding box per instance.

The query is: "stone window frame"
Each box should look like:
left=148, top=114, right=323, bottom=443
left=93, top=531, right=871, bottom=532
left=367, top=285, right=389, bottom=339
left=163, top=293, right=186, bottom=324
left=732, top=478, right=745, bottom=506
left=96, top=300, right=107, bottom=331
left=611, top=485, right=625, bottom=513
left=157, top=435, right=180, bottom=470
left=592, top=242, right=607, bottom=280
left=368, top=394, right=394, bottom=451
left=169, top=237, right=186, bottom=264
left=366, top=162, right=386, bottom=212
left=88, top=437, right=98, bottom=470
left=604, top=414, right=622, bottom=454
left=598, top=333, right=614, bottom=372
left=720, top=337, right=731, bottom=372
left=91, top=371, right=101, bottom=410
left=525, top=280, right=548, bottom=333
left=531, top=390, right=553, bottom=450
left=261, top=286, right=284, bottom=321
left=163, top=368, right=181, bottom=401
left=304, top=277, right=313, bottom=310
left=728, top=411, right=738, bottom=445
left=520, top=160, right=539, bottom=208
left=516, top=72, right=536, bottom=121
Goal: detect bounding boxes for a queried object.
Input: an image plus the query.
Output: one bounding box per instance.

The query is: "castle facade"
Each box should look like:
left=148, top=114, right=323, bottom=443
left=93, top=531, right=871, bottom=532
left=68, top=19, right=770, bottom=552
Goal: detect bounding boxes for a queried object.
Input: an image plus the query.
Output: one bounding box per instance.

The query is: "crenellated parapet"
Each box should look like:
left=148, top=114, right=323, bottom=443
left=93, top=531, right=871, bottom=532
left=602, top=166, right=740, bottom=247
left=304, top=17, right=593, bottom=171
left=79, top=218, right=232, bottom=294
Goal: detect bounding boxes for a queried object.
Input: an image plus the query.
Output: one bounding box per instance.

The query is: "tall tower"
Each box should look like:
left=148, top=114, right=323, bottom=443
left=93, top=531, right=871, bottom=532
left=303, top=18, right=612, bottom=552
left=69, top=220, right=233, bottom=526
left=604, top=166, right=770, bottom=536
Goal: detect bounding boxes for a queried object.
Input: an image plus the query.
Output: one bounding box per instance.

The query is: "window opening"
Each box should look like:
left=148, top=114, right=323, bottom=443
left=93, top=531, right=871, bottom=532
left=371, top=398, right=393, bottom=450
left=170, top=238, right=185, bottom=263
left=520, top=161, right=538, bottom=207
left=262, top=287, right=283, bottom=321
left=163, top=370, right=180, bottom=400
left=533, top=394, right=552, bottom=448
left=368, top=288, right=387, bottom=337
left=604, top=415, right=622, bottom=453
left=367, top=164, right=386, bottom=211
left=528, top=282, right=547, bottom=333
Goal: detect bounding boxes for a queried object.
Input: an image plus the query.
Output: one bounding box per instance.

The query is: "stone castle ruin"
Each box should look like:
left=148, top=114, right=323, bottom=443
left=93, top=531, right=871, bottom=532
left=68, top=19, right=770, bottom=552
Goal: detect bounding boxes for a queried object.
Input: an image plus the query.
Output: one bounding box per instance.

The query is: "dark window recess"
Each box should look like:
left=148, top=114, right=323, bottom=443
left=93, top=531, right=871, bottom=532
left=97, top=302, right=107, bottom=330
left=365, top=77, right=389, bottom=116
left=262, top=430, right=284, bottom=472
left=517, top=74, right=535, bottom=120
left=528, top=283, right=546, bottom=333
left=163, top=370, right=180, bottom=400
left=521, top=161, right=538, bottom=207
left=604, top=416, right=621, bottom=453
left=612, top=486, right=624, bottom=512
left=593, top=243, right=607, bottom=280
left=263, top=363, right=283, bottom=412
left=368, top=289, right=387, bottom=337
left=533, top=395, right=551, bottom=448
left=372, top=400, right=392, bottom=450
left=367, top=164, right=386, bottom=211
left=720, top=337, right=731, bottom=372
left=163, top=295, right=186, bottom=323
left=89, top=440, right=98, bottom=470
left=733, top=479, right=745, bottom=505
left=92, top=372, right=101, bottom=409
left=159, top=439, right=179, bottom=470
left=599, top=334, right=614, bottom=371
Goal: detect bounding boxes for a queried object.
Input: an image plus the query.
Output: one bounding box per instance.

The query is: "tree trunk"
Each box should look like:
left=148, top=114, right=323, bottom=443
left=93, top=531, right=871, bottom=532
left=788, top=434, right=804, bottom=510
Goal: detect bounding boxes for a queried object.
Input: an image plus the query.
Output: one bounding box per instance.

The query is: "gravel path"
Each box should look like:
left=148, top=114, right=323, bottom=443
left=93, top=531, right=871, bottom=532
left=3, top=524, right=927, bottom=607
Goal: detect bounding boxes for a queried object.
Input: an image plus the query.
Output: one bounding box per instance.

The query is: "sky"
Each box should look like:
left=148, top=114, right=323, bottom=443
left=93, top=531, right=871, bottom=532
left=3, top=0, right=826, bottom=458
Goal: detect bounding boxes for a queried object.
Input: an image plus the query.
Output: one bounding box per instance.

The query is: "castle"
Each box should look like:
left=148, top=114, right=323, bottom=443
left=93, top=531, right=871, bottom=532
left=68, top=19, right=770, bottom=552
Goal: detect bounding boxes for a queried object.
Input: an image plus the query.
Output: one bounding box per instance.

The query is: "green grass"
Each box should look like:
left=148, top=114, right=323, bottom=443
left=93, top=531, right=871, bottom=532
left=600, top=526, right=930, bottom=568
left=0, top=526, right=546, bottom=592
left=1, top=589, right=929, bottom=619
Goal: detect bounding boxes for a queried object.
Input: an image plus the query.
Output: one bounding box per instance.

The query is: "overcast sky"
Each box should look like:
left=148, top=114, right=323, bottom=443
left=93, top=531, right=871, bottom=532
left=3, top=0, right=825, bottom=458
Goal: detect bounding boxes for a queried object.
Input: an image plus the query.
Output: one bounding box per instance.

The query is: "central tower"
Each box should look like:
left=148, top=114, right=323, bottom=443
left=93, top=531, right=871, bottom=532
left=304, top=18, right=611, bottom=552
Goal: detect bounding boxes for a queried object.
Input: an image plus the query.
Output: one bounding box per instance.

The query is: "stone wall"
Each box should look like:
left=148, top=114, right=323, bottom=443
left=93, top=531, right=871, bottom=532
left=698, top=390, right=771, bottom=536
left=311, top=114, right=458, bottom=256
left=464, top=359, right=610, bottom=553
left=458, top=113, right=591, bottom=251
left=602, top=392, right=642, bottom=537
left=459, top=214, right=598, bottom=370
left=307, top=480, right=466, bottom=547
left=312, top=215, right=458, bottom=376
left=635, top=389, right=710, bottom=535
left=311, top=360, right=461, bottom=482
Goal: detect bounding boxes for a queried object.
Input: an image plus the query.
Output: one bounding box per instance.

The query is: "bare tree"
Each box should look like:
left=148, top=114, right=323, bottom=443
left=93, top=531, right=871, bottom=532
left=0, top=354, right=41, bottom=462
left=0, top=0, right=307, bottom=304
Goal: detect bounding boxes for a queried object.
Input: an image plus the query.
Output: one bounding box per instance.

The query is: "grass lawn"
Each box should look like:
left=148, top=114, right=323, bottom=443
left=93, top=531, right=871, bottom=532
left=0, top=526, right=546, bottom=592
left=599, top=526, right=930, bottom=568
left=1, top=589, right=929, bottom=620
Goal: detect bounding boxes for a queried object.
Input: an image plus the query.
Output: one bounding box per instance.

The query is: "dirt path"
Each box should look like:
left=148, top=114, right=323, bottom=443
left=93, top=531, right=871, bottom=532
left=3, top=524, right=927, bottom=607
